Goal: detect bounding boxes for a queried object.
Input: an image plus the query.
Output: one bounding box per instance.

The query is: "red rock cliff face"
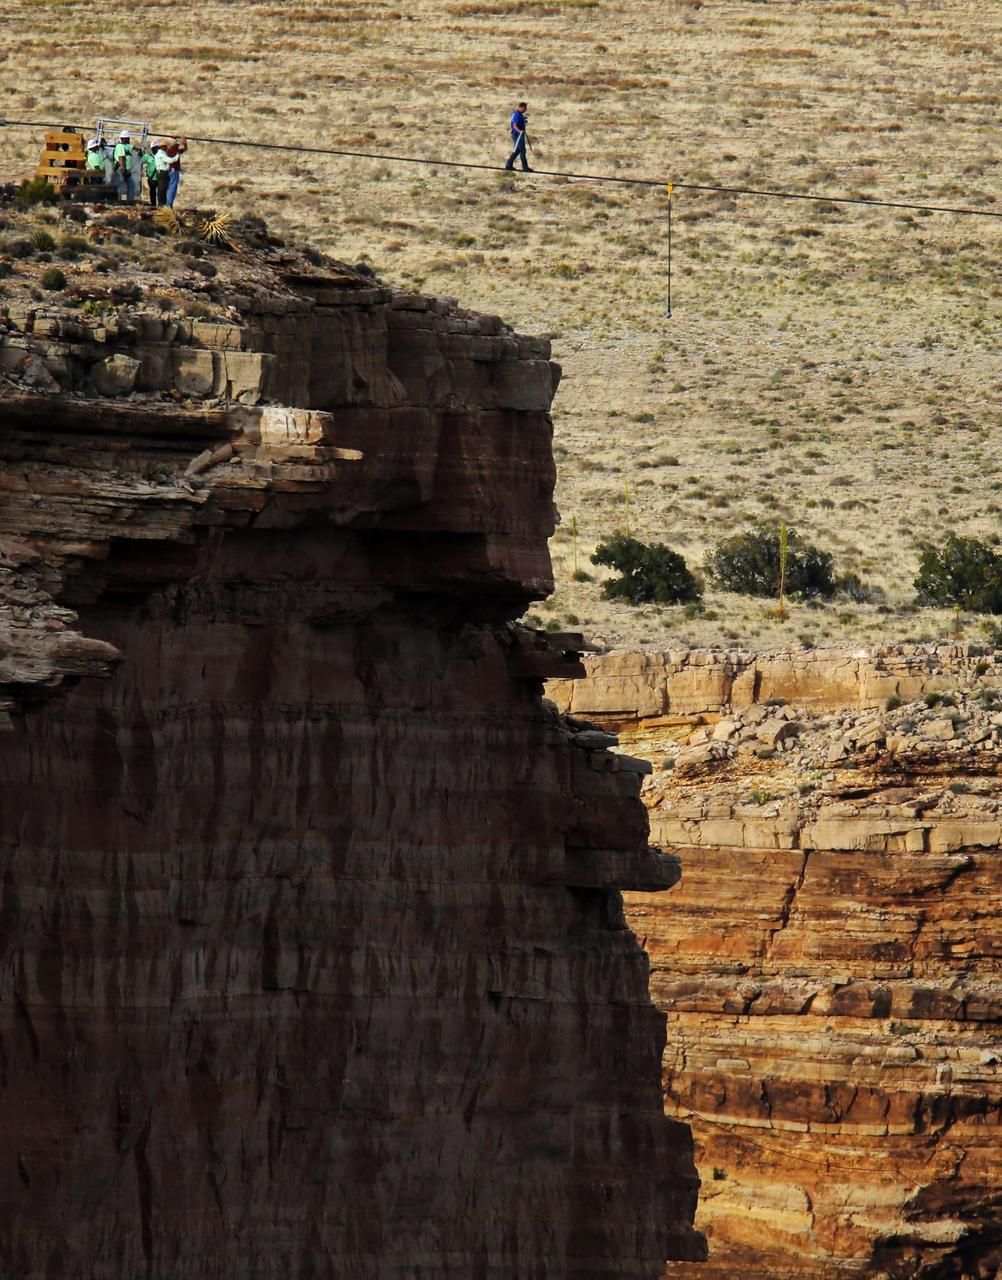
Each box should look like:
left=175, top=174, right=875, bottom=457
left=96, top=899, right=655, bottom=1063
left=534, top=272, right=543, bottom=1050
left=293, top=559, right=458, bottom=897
left=551, top=650, right=1002, bottom=1280
left=0, top=277, right=702, bottom=1277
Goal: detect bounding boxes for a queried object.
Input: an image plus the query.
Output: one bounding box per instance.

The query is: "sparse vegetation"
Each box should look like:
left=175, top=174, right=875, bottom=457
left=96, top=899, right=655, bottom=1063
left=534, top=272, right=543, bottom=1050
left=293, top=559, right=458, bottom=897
left=0, top=0, right=997, bottom=650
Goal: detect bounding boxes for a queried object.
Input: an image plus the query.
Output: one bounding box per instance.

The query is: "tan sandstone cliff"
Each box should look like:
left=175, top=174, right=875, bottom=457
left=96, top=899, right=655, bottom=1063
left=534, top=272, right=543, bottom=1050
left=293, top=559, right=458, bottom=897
left=550, top=647, right=1002, bottom=1280
left=0, top=211, right=703, bottom=1278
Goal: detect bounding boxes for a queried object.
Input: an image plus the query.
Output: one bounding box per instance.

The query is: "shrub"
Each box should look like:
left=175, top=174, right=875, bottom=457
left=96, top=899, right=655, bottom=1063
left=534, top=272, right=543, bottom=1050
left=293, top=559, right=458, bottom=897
left=591, top=534, right=701, bottom=606
left=29, top=229, right=56, bottom=251
left=2, top=237, right=34, bottom=260
left=57, top=235, right=91, bottom=259
left=16, top=177, right=58, bottom=207
left=836, top=571, right=881, bottom=603
left=705, top=523, right=836, bottom=599
left=40, top=267, right=66, bottom=291
left=914, top=535, right=1002, bottom=613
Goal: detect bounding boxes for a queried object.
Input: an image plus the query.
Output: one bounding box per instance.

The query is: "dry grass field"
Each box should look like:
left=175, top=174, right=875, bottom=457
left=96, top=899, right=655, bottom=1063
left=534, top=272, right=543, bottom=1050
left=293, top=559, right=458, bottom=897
left=2, top=0, right=1000, bottom=649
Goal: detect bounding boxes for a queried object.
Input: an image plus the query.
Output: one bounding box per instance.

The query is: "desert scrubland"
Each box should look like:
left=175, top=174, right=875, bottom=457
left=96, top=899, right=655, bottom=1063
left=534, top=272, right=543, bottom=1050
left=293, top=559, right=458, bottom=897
left=2, top=0, right=1000, bottom=648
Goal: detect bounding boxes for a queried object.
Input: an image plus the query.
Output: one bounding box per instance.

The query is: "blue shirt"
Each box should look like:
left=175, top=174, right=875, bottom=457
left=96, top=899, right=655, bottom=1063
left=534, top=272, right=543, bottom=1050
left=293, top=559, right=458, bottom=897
left=510, top=110, right=526, bottom=138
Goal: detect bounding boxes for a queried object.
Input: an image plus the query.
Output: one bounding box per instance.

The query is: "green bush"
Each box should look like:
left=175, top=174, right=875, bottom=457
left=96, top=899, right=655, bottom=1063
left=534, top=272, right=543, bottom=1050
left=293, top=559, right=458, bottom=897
left=16, top=177, right=58, bottom=207
left=705, top=523, right=836, bottom=599
left=40, top=267, right=66, bottom=291
left=591, top=534, right=701, bottom=605
left=30, top=229, right=56, bottom=251
left=914, top=535, right=1002, bottom=613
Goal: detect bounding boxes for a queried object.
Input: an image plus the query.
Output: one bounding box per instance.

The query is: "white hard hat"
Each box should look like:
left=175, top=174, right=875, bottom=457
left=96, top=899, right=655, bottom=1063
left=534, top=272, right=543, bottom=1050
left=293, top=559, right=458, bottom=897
left=119, top=130, right=130, bottom=139
left=87, top=137, right=100, bottom=149
left=149, top=138, right=161, bottom=148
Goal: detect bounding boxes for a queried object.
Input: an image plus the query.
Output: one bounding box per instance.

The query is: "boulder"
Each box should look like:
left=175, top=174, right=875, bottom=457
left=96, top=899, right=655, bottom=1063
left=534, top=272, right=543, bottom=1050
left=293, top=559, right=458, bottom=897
left=756, top=716, right=800, bottom=748
left=712, top=718, right=738, bottom=742
left=89, top=353, right=140, bottom=396
left=21, top=356, right=59, bottom=393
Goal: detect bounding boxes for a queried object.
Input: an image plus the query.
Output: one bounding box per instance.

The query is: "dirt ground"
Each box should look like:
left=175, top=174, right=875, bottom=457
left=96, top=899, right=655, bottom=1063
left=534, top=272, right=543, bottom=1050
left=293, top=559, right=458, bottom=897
left=2, top=0, right=1000, bottom=649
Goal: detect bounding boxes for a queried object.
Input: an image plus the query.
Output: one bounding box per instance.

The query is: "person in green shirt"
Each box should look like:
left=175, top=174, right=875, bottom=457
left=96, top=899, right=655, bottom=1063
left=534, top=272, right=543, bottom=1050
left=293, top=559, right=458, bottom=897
left=85, top=138, right=104, bottom=173
left=142, top=140, right=161, bottom=207
left=112, top=130, right=136, bottom=202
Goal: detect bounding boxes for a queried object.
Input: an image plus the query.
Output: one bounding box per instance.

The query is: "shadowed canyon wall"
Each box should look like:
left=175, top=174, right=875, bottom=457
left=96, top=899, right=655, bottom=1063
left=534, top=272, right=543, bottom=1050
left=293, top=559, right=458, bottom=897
left=551, top=648, right=1002, bottom=1280
left=0, top=271, right=703, bottom=1277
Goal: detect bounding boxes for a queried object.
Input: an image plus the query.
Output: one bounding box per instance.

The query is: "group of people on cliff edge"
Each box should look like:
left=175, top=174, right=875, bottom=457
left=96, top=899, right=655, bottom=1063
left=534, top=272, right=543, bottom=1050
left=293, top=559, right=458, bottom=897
left=85, top=132, right=188, bottom=207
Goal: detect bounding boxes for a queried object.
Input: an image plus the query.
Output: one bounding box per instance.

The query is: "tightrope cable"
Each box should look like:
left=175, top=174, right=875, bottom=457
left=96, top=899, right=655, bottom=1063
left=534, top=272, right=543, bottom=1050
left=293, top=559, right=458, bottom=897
left=2, top=118, right=1000, bottom=221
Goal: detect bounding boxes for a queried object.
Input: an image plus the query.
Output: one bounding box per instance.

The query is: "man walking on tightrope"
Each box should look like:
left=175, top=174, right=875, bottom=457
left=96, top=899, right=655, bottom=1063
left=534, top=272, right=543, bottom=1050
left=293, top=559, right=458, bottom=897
left=505, top=101, right=533, bottom=172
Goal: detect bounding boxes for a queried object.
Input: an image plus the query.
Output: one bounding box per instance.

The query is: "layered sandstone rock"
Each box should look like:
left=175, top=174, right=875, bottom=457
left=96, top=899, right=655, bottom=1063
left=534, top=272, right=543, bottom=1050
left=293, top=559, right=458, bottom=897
left=0, top=243, right=702, bottom=1278
left=550, top=649, right=1002, bottom=1279
left=548, top=644, right=1002, bottom=728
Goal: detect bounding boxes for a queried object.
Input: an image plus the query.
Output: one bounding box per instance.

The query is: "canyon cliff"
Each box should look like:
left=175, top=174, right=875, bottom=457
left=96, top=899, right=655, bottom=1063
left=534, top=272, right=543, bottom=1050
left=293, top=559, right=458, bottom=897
left=551, top=648, right=1002, bottom=1280
left=0, top=221, right=703, bottom=1278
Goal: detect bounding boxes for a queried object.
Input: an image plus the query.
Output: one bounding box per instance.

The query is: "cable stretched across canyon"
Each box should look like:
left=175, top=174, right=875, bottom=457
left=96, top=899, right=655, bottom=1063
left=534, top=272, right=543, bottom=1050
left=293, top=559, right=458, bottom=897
left=2, top=117, right=1001, bottom=222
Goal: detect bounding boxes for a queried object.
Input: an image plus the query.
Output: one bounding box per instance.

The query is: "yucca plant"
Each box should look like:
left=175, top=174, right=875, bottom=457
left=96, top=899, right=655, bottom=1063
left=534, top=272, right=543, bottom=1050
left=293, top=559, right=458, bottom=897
left=153, top=207, right=187, bottom=236
left=200, top=213, right=237, bottom=250
left=768, top=521, right=790, bottom=620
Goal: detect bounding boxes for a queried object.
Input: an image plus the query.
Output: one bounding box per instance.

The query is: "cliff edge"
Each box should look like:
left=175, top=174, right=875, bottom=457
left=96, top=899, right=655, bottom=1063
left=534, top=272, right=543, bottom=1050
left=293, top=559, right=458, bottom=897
left=0, top=208, right=703, bottom=1277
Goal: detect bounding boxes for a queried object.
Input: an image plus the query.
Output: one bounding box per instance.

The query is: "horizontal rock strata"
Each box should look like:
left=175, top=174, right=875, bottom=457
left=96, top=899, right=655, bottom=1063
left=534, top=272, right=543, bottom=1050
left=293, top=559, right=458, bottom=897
left=0, top=241, right=702, bottom=1278
left=549, top=648, right=1002, bottom=1279
left=549, top=644, right=1002, bottom=724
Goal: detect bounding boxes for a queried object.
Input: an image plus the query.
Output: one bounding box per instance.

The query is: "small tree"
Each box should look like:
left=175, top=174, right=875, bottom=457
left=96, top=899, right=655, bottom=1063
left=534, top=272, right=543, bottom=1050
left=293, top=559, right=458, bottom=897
left=705, top=523, right=836, bottom=599
left=914, top=535, right=1002, bottom=613
left=591, top=534, right=701, bottom=605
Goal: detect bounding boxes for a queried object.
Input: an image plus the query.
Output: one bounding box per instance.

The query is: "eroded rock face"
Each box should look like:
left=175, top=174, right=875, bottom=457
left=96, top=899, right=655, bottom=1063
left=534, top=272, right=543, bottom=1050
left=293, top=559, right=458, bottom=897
left=550, top=649, right=1002, bottom=1280
left=0, top=278, right=703, bottom=1277
left=549, top=645, right=1002, bottom=725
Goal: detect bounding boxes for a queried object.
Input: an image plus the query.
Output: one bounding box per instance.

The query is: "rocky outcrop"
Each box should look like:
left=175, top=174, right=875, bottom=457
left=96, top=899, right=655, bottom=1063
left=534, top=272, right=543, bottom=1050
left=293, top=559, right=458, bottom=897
left=549, top=648, right=1002, bottom=1279
left=0, top=247, right=702, bottom=1278
left=549, top=644, right=1002, bottom=725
